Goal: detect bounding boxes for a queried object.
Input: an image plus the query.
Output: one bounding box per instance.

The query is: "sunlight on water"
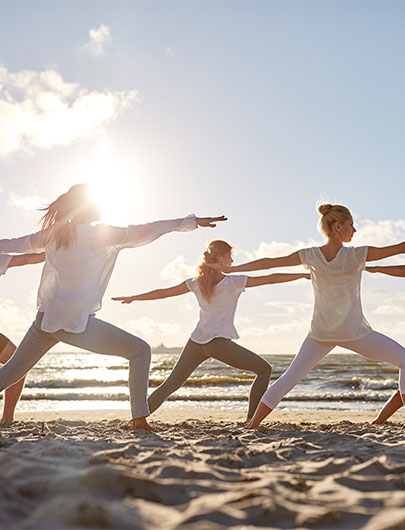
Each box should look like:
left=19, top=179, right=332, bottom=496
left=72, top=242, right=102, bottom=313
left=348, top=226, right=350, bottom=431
left=7, top=350, right=400, bottom=413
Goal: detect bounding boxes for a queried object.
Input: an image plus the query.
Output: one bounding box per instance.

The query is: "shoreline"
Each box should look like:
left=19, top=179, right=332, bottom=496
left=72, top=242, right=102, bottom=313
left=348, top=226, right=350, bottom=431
left=13, top=407, right=405, bottom=424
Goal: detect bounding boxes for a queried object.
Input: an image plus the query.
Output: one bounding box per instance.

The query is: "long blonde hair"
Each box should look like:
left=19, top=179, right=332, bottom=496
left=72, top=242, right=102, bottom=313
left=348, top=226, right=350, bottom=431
left=318, top=203, right=352, bottom=237
left=39, top=184, right=100, bottom=249
left=195, top=240, right=233, bottom=302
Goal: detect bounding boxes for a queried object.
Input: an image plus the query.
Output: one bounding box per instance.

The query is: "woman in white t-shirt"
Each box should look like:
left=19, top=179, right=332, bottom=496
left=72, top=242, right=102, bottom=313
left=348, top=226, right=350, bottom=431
left=113, top=240, right=309, bottom=422
left=209, top=204, right=405, bottom=428
left=0, top=252, right=44, bottom=422
left=0, top=183, right=226, bottom=431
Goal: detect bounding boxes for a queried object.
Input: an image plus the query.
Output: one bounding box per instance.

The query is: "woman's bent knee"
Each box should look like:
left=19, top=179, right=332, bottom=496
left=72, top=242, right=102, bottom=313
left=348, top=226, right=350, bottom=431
left=128, top=338, right=151, bottom=362
left=257, top=360, right=272, bottom=378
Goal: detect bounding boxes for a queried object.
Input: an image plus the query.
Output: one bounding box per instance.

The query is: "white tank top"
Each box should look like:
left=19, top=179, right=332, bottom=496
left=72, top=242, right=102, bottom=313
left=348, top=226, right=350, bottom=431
left=299, top=246, right=372, bottom=342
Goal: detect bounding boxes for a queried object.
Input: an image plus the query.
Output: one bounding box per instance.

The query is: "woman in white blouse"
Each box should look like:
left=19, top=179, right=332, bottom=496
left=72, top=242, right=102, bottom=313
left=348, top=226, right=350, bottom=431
left=210, top=204, right=405, bottom=428
left=0, top=253, right=44, bottom=422
left=0, top=183, right=225, bottom=431
left=113, top=239, right=309, bottom=422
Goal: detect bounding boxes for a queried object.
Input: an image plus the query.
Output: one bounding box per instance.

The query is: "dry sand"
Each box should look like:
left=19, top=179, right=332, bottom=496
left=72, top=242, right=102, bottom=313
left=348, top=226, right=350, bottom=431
left=0, top=408, right=404, bottom=529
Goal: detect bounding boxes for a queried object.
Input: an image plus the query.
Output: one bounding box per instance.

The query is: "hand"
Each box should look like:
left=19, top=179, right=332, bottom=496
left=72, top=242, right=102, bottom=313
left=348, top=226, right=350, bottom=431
left=196, top=215, right=227, bottom=228
left=112, top=296, right=136, bottom=304
left=206, top=262, right=233, bottom=273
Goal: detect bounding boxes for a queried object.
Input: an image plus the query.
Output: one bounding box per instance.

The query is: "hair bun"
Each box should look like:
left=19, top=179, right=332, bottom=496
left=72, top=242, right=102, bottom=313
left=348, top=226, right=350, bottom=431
left=318, top=203, right=333, bottom=216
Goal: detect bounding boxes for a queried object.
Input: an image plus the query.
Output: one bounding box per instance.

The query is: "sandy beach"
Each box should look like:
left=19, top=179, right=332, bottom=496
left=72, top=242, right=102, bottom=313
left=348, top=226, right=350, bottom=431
left=0, top=408, right=404, bottom=529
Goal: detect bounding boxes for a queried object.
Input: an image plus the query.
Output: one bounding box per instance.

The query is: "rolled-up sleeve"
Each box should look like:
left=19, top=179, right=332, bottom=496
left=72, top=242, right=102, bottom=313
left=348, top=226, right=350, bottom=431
left=0, top=232, right=45, bottom=254
left=112, top=214, right=198, bottom=250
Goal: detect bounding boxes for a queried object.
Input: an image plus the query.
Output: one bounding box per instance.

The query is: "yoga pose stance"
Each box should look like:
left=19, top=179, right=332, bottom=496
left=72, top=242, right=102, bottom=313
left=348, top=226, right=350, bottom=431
left=365, top=264, right=405, bottom=424
left=113, top=239, right=310, bottom=421
left=210, top=204, right=405, bottom=428
left=0, top=183, right=225, bottom=430
left=0, top=252, right=45, bottom=422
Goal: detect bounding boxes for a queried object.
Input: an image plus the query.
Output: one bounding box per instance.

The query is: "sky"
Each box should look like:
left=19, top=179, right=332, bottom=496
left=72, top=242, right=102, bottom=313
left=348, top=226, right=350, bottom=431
left=0, top=0, right=405, bottom=354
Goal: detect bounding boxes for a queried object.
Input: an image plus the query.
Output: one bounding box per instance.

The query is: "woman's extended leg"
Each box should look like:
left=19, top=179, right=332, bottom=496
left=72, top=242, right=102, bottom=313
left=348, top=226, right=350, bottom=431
left=203, top=338, right=272, bottom=420
left=0, top=336, right=26, bottom=423
left=0, top=319, right=58, bottom=402
left=148, top=340, right=208, bottom=414
left=248, top=337, right=335, bottom=428
left=342, top=331, right=405, bottom=423
left=53, top=316, right=153, bottom=429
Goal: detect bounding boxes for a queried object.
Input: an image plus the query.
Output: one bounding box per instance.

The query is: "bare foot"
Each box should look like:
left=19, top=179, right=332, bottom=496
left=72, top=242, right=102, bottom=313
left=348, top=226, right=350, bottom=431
left=0, top=416, right=14, bottom=425
left=130, top=417, right=159, bottom=432
left=371, top=417, right=385, bottom=425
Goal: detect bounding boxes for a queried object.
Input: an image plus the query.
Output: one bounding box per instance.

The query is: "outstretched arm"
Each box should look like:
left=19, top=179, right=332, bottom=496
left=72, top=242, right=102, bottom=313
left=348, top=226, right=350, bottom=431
left=112, top=281, right=190, bottom=303
left=367, top=242, right=405, bottom=262
left=366, top=265, right=405, bottom=278
left=208, top=251, right=302, bottom=273
left=8, top=252, right=45, bottom=268
left=0, top=231, right=45, bottom=254
left=97, top=215, right=227, bottom=250
left=246, top=272, right=310, bottom=288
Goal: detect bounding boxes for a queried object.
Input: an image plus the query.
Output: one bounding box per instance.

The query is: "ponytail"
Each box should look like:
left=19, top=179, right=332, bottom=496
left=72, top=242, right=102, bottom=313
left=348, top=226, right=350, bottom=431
left=195, top=240, right=233, bottom=302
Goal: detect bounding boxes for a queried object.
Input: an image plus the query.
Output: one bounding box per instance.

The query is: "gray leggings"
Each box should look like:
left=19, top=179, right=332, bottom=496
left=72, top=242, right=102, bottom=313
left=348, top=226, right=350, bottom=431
left=0, top=312, right=151, bottom=418
left=148, top=338, right=272, bottom=419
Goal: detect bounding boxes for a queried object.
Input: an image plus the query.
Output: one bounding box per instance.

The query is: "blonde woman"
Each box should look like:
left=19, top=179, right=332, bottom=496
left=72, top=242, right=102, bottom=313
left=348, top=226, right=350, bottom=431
left=113, top=240, right=309, bottom=422
left=209, top=205, right=405, bottom=428
left=0, top=183, right=225, bottom=431
left=0, top=252, right=45, bottom=422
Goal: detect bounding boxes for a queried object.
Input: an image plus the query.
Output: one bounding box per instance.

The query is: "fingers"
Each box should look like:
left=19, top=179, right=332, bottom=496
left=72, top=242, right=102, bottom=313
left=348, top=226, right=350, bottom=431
left=196, top=215, right=228, bottom=227
left=112, top=297, right=133, bottom=303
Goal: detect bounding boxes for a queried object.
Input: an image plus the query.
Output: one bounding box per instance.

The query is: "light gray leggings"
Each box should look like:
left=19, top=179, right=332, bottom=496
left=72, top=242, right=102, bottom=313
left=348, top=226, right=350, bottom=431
left=0, top=312, right=151, bottom=418
left=261, top=331, right=405, bottom=410
left=148, top=338, right=272, bottom=418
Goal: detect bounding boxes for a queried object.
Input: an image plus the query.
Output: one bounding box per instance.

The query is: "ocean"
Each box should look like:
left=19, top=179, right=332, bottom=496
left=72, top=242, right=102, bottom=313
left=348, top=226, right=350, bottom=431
left=5, top=346, right=399, bottom=414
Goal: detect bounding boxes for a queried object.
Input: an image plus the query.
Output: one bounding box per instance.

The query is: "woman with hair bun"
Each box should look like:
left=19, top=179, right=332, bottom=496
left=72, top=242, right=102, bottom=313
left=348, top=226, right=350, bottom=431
left=0, top=183, right=226, bottom=431
left=209, top=204, right=405, bottom=428
left=113, top=239, right=310, bottom=422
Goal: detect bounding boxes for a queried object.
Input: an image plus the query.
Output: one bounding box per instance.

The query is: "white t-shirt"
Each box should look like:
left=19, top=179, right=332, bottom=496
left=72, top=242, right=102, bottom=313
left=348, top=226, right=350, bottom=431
left=0, top=215, right=197, bottom=333
left=0, top=255, right=12, bottom=277
left=185, top=274, right=248, bottom=344
left=299, top=246, right=372, bottom=342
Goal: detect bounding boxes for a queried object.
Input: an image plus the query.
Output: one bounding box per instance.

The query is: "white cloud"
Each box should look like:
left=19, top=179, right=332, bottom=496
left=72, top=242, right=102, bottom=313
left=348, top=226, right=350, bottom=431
left=354, top=219, right=405, bottom=246
left=0, top=297, right=34, bottom=344
left=265, top=301, right=313, bottom=315
left=242, top=318, right=309, bottom=337
left=125, top=316, right=181, bottom=339
left=160, top=255, right=195, bottom=284
left=8, top=192, right=44, bottom=211
left=82, top=24, right=111, bottom=56
left=0, top=65, right=138, bottom=158
left=166, top=47, right=175, bottom=57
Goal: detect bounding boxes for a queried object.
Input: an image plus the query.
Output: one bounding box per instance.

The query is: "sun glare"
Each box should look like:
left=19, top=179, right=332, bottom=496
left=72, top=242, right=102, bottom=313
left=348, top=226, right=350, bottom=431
left=82, top=141, right=137, bottom=225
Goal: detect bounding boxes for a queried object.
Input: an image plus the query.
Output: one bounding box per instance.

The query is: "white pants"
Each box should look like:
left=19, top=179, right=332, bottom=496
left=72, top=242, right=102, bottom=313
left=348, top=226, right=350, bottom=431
left=261, top=331, right=405, bottom=410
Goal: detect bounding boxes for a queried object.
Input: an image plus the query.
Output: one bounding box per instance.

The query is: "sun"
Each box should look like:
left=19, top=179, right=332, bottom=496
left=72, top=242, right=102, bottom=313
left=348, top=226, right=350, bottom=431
left=84, top=142, right=137, bottom=225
